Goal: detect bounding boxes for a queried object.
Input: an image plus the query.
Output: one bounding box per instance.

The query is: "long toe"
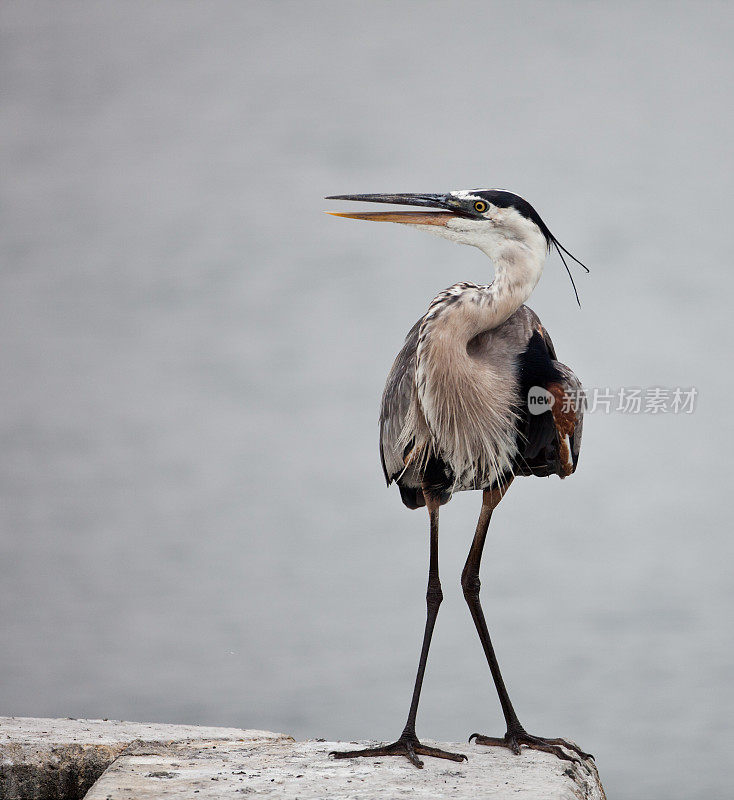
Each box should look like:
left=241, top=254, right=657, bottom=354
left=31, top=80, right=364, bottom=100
left=516, top=736, right=579, bottom=763
left=330, top=736, right=466, bottom=769
left=331, top=741, right=423, bottom=767
left=518, top=734, right=594, bottom=763
left=541, top=737, right=594, bottom=761
left=414, top=744, right=467, bottom=763
left=469, top=733, right=521, bottom=755
left=331, top=744, right=397, bottom=760
left=400, top=739, right=424, bottom=768
left=470, top=731, right=592, bottom=763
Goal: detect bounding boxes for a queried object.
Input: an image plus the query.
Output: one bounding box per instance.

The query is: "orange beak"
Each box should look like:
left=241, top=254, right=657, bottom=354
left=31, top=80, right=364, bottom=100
left=325, top=192, right=463, bottom=227
left=326, top=210, right=455, bottom=226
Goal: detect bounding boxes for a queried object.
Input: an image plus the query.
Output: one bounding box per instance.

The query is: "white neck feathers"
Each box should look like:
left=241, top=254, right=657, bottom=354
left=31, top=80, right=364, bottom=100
left=479, top=238, right=546, bottom=328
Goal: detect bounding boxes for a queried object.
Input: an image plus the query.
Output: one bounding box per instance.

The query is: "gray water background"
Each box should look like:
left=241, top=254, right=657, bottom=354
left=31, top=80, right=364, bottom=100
left=1, top=3, right=733, bottom=798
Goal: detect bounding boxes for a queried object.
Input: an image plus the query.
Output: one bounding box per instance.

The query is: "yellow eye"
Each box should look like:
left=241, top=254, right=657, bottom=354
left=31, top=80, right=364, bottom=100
left=474, top=200, right=487, bottom=213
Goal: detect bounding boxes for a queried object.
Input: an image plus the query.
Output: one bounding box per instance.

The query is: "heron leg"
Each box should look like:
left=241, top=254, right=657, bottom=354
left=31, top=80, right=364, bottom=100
left=462, top=484, right=593, bottom=764
left=331, top=497, right=466, bottom=768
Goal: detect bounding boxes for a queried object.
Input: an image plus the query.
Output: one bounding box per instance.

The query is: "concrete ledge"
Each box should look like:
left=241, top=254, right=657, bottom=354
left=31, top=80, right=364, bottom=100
left=0, top=717, right=606, bottom=799
left=0, top=717, right=286, bottom=799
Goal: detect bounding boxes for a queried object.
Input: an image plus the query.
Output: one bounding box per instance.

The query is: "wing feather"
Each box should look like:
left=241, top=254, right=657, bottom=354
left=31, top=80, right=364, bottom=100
left=514, top=319, right=584, bottom=478
left=379, top=319, right=421, bottom=484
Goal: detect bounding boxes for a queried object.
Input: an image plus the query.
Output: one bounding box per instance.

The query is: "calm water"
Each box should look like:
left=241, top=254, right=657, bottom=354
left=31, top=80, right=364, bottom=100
left=1, top=3, right=733, bottom=798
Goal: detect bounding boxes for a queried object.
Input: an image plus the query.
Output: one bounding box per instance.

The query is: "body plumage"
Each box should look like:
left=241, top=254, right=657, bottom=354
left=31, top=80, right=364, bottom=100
left=381, top=297, right=584, bottom=508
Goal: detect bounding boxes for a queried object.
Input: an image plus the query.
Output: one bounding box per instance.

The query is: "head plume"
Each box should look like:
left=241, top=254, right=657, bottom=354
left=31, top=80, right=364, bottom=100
left=473, top=190, right=590, bottom=306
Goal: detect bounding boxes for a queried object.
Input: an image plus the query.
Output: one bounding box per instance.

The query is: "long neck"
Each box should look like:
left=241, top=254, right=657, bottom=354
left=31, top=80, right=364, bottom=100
left=419, top=238, right=547, bottom=359
left=476, top=237, right=547, bottom=330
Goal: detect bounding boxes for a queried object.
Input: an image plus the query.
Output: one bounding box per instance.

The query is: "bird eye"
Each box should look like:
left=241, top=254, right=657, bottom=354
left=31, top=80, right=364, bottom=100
left=474, top=201, right=487, bottom=213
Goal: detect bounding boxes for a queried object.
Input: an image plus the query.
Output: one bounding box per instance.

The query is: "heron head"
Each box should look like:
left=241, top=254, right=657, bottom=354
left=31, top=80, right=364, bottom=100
left=325, top=189, right=551, bottom=255
left=326, top=189, right=589, bottom=303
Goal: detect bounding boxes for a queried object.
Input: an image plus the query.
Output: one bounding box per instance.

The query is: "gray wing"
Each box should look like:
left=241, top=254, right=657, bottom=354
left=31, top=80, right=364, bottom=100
left=379, top=319, right=421, bottom=485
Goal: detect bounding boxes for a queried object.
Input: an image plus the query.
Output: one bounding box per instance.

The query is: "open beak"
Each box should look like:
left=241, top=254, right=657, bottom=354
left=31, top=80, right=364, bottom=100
left=325, top=193, right=461, bottom=226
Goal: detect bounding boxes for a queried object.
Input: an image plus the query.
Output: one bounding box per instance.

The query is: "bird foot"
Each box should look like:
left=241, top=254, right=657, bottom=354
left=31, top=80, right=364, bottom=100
left=469, top=729, right=593, bottom=763
left=330, top=733, right=467, bottom=769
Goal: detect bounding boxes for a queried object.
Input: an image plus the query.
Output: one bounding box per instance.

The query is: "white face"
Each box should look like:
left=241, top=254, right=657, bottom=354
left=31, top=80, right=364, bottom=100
left=412, top=190, right=548, bottom=261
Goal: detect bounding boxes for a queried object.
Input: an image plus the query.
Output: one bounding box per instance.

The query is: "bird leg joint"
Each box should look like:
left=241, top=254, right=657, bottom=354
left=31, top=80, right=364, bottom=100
left=461, top=571, right=481, bottom=599
left=426, top=580, right=443, bottom=608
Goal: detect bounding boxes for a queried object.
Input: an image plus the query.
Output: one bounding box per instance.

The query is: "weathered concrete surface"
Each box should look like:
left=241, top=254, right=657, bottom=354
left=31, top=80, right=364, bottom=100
left=87, top=738, right=606, bottom=800
left=0, top=718, right=606, bottom=799
left=0, top=717, right=286, bottom=800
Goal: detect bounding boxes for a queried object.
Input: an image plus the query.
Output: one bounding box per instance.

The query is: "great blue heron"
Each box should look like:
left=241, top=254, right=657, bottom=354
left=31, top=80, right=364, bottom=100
left=325, top=189, right=591, bottom=769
